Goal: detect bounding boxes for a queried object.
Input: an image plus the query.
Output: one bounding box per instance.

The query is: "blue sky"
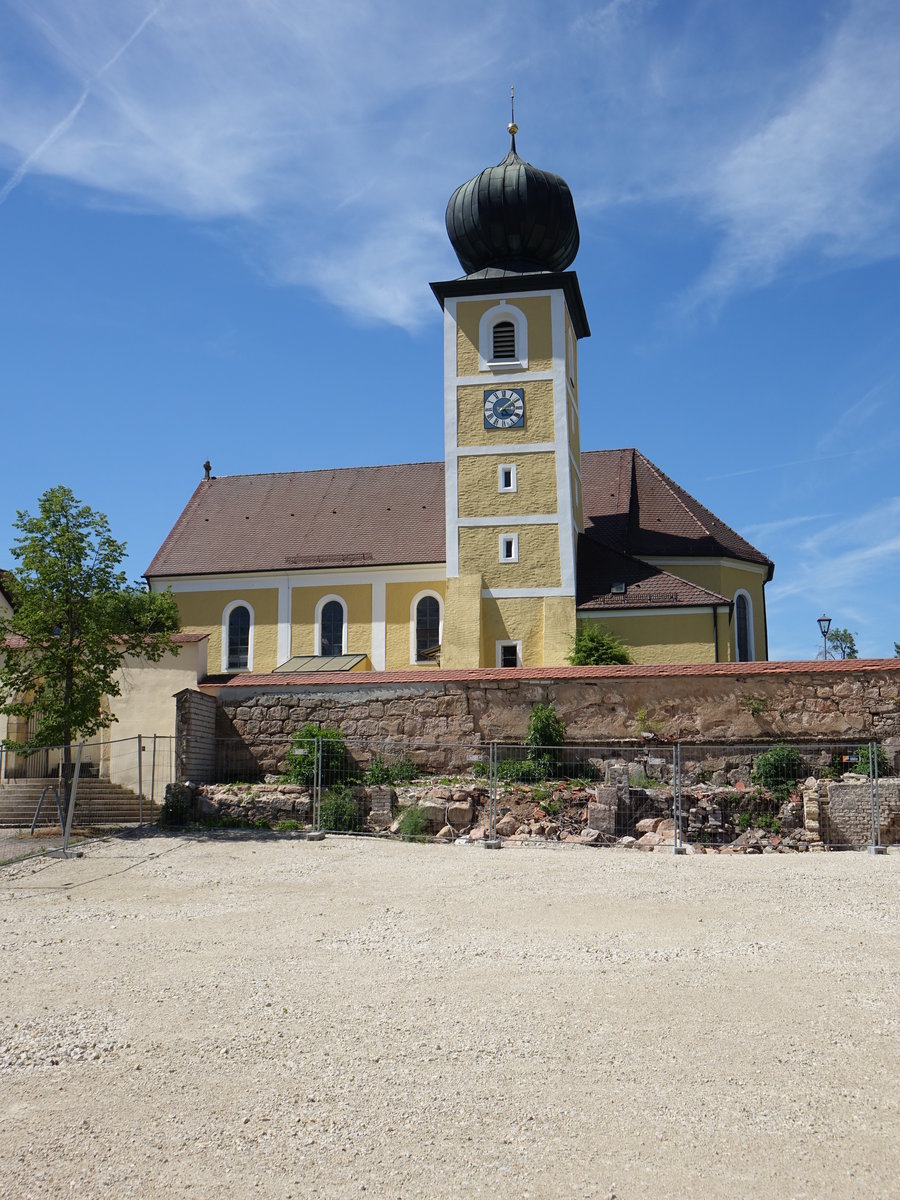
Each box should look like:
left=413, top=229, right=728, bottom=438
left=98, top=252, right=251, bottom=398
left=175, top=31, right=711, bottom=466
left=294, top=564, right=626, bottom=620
left=1, top=0, right=898, bottom=660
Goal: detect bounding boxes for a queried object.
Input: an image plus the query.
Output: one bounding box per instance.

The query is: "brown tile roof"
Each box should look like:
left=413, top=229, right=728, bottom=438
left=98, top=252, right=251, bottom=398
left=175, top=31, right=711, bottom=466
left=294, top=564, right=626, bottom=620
left=575, top=535, right=728, bottom=611
left=145, top=449, right=771, bottom=587
left=581, top=449, right=773, bottom=574
left=146, top=462, right=446, bottom=577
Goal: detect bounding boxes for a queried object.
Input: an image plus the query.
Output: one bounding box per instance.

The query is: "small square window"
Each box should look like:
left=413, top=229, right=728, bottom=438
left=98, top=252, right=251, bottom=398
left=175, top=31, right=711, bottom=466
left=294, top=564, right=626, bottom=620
left=499, top=534, right=518, bottom=563
left=498, top=464, right=517, bottom=493
left=497, top=641, right=521, bottom=668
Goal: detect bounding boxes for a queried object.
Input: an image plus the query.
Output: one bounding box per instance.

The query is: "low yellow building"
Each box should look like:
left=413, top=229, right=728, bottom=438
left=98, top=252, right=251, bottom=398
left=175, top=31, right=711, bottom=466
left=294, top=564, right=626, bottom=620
left=146, top=129, right=772, bottom=674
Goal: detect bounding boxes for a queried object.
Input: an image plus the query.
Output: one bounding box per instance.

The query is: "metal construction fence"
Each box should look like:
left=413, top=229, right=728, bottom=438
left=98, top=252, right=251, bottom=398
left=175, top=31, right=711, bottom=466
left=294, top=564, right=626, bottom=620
left=2, top=731, right=897, bottom=861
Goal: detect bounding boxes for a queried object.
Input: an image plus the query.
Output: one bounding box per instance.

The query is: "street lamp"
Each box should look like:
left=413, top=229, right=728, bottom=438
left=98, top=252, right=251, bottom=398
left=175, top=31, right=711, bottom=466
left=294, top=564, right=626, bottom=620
left=817, top=614, right=831, bottom=660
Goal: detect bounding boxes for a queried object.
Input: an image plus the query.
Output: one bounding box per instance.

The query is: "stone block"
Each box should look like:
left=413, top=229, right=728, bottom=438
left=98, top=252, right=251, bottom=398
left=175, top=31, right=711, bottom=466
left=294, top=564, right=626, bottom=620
left=447, top=799, right=474, bottom=829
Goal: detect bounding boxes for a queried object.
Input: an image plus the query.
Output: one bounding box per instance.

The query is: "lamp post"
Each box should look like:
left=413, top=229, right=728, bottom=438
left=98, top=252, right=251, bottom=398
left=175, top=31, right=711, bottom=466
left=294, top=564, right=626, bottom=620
left=817, top=614, right=831, bottom=660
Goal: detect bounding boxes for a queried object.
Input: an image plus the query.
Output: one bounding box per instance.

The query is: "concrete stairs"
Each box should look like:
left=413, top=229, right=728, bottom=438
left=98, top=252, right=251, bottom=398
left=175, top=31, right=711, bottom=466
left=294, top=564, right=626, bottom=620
left=0, top=780, right=152, bottom=828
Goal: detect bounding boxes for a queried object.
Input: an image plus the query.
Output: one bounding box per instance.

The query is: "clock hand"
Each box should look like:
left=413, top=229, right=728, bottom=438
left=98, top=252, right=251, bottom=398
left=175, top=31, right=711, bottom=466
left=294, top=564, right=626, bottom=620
left=496, top=399, right=516, bottom=415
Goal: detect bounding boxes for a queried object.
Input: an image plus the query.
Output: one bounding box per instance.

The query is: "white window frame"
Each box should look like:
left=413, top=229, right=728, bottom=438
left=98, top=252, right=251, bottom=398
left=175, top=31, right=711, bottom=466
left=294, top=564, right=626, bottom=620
left=478, top=303, right=528, bottom=372
left=498, top=463, right=517, bottom=493
left=567, top=326, right=576, bottom=385
left=734, top=589, right=755, bottom=662
left=222, top=599, right=255, bottom=673
left=496, top=640, right=522, bottom=668
left=315, top=593, right=348, bottom=656
left=409, top=589, right=444, bottom=665
left=499, top=533, right=519, bottom=564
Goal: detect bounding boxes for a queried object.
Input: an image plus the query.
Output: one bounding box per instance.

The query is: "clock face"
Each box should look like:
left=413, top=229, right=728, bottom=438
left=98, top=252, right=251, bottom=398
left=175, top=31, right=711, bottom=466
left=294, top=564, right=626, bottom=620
left=483, top=388, right=525, bottom=430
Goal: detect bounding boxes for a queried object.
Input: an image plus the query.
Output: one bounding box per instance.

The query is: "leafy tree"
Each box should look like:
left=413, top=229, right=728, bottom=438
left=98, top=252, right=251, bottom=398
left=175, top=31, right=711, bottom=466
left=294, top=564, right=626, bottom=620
left=0, top=487, right=180, bottom=789
left=568, top=624, right=632, bottom=666
left=825, top=627, right=858, bottom=659
left=894, top=642, right=899, bottom=657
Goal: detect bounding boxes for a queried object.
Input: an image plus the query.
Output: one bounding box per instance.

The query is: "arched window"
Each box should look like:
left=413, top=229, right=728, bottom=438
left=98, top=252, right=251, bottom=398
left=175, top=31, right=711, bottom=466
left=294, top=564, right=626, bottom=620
left=319, top=599, right=345, bottom=656
left=315, top=595, right=347, bottom=656
left=410, top=591, right=443, bottom=663
left=222, top=600, right=254, bottom=672
left=492, top=320, right=516, bottom=361
left=735, top=591, right=754, bottom=662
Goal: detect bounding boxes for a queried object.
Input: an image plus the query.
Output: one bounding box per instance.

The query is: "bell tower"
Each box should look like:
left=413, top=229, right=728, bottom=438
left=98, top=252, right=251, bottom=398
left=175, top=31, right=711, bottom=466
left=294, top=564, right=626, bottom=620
left=431, top=113, right=590, bottom=668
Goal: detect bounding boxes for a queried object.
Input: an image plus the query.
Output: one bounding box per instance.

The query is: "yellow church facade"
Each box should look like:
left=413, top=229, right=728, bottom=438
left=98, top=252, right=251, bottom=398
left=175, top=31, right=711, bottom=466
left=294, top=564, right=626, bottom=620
left=146, top=130, right=772, bottom=676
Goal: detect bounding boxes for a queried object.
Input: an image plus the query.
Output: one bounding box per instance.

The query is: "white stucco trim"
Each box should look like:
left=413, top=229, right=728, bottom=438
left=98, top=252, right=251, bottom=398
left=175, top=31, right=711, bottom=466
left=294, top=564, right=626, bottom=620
left=496, top=639, right=523, bottom=667
left=151, top=564, right=447, bottom=593
left=409, top=589, right=444, bottom=665
left=478, top=302, right=529, bottom=372
left=444, top=297, right=460, bottom=579
left=314, top=594, right=348, bottom=655
left=221, top=598, right=255, bottom=673
left=277, top=579, right=291, bottom=665
left=459, top=514, right=557, bottom=527
left=456, top=442, right=555, bottom=457
left=371, top=578, right=386, bottom=671
left=457, top=371, right=554, bottom=387
left=483, top=587, right=571, bottom=598
left=734, top=588, right=755, bottom=661
left=551, top=290, right=577, bottom=597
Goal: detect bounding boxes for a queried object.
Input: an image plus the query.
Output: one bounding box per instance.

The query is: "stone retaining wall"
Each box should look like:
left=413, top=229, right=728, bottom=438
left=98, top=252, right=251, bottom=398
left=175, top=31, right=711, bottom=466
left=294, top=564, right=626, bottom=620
left=197, top=662, right=900, bottom=779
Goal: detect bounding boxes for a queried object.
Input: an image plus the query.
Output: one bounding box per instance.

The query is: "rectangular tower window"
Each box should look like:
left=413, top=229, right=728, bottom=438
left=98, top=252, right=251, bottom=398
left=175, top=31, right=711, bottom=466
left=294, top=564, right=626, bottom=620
left=499, top=534, right=519, bottom=563
left=498, top=464, right=517, bottom=493
left=497, top=641, right=521, bottom=668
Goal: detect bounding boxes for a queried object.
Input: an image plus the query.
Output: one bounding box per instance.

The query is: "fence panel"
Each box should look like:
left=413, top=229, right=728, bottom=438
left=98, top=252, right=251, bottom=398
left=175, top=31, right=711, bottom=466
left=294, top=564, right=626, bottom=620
left=674, top=740, right=894, bottom=851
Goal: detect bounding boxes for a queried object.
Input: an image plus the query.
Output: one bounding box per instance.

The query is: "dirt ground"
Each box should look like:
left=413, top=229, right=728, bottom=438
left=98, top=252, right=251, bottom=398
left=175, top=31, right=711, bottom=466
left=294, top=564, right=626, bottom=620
left=2, top=832, right=899, bottom=1200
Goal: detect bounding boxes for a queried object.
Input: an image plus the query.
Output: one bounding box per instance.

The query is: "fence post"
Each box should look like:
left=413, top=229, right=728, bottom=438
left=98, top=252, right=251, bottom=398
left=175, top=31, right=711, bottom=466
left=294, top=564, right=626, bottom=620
left=137, top=734, right=143, bottom=825
left=307, top=736, right=325, bottom=841
left=672, top=742, right=686, bottom=854
left=869, top=739, right=887, bottom=855
left=60, top=742, right=84, bottom=856
left=485, top=741, right=501, bottom=849
left=150, top=734, right=157, bottom=825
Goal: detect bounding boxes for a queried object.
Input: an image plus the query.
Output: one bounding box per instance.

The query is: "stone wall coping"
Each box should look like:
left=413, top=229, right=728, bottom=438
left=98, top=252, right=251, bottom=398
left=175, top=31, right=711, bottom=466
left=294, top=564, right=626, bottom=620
left=211, top=659, right=900, bottom=693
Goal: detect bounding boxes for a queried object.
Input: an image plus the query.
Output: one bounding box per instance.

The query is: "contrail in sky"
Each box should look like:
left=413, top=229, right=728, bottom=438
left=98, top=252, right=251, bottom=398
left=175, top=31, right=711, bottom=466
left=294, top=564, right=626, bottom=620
left=0, top=3, right=164, bottom=206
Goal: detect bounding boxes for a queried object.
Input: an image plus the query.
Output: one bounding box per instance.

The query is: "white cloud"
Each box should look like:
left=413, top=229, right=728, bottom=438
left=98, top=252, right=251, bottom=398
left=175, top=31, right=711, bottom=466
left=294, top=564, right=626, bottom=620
left=682, top=1, right=900, bottom=311
left=2, top=1, right=899, bottom=327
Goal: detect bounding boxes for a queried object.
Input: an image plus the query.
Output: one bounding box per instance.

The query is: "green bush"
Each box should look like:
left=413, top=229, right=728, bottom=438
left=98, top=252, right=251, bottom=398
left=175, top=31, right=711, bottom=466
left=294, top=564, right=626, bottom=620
left=365, top=752, right=420, bottom=786
left=397, top=805, right=428, bottom=840
left=470, top=761, right=488, bottom=778
left=751, top=744, right=804, bottom=800
left=158, top=783, right=193, bottom=828
left=282, top=724, right=347, bottom=786
left=365, top=753, right=393, bottom=785
left=273, top=819, right=300, bottom=831
left=319, top=788, right=362, bottom=832
left=851, top=744, right=892, bottom=778
left=497, top=755, right=553, bottom=784
left=568, top=625, right=632, bottom=666
left=526, top=703, right=565, bottom=751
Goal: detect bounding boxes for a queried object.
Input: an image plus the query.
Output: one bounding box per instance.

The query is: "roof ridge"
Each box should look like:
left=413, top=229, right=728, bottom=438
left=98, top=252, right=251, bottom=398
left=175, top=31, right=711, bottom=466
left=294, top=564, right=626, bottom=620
left=202, top=459, right=445, bottom=482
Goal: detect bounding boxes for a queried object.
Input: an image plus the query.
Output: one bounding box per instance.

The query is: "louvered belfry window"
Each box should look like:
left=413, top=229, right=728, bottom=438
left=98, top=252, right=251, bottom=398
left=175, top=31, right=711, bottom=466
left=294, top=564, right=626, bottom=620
left=492, top=320, right=516, bottom=360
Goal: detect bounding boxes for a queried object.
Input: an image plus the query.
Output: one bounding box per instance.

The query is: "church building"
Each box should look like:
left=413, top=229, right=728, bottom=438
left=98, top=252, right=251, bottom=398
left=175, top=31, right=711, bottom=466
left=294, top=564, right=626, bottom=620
left=146, top=124, right=772, bottom=675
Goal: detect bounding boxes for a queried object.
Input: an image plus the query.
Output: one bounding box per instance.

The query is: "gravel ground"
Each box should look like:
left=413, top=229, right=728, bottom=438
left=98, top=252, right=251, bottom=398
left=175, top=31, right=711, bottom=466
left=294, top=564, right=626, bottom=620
left=2, top=832, right=898, bottom=1200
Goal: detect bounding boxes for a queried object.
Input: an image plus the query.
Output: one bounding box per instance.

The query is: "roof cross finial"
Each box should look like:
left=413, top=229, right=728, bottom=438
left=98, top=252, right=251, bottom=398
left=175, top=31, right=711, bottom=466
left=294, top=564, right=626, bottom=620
left=508, top=85, right=518, bottom=151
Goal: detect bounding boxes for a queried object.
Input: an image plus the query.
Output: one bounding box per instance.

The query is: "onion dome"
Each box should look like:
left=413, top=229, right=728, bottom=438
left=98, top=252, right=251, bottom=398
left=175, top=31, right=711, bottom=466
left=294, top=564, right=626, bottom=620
left=445, top=127, right=580, bottom=275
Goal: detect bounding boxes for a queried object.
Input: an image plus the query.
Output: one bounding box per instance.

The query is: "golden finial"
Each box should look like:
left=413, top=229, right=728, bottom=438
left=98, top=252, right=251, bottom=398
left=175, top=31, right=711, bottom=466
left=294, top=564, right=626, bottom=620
left=508, top=85, right=518, bottom=136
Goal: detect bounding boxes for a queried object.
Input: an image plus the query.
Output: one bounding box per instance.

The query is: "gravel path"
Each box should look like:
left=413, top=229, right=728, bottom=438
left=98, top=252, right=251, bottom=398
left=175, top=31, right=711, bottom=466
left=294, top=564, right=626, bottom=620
left=2, top=833, right=898, bottom=1199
